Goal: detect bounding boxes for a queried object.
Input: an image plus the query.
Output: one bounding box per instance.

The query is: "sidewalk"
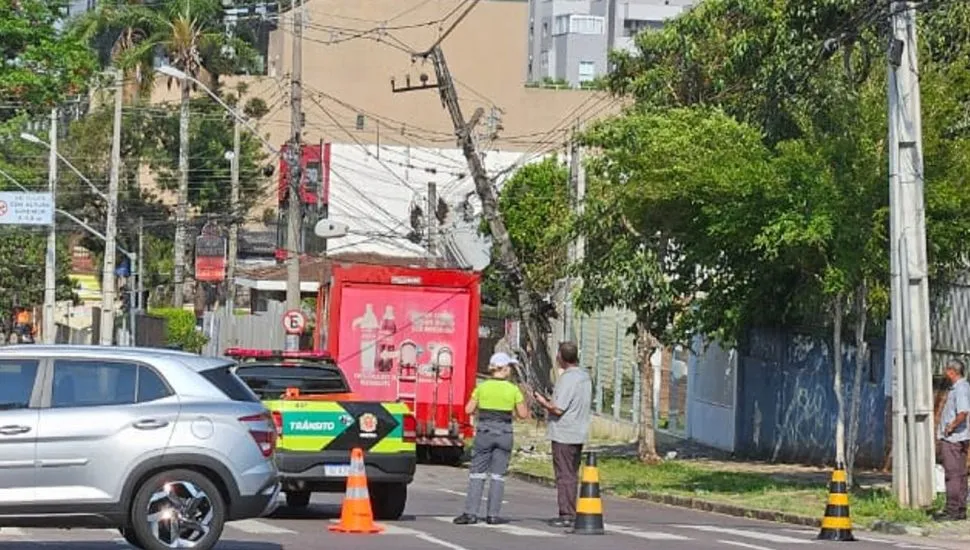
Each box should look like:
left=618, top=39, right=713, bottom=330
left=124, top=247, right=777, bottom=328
left=509, top=422, right=970, bottom=542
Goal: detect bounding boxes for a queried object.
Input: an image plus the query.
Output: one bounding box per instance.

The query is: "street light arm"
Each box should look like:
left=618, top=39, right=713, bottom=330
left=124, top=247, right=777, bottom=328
left=55, top=151, right=110, bottom=203
left=163, top=68, right=280, bottom=155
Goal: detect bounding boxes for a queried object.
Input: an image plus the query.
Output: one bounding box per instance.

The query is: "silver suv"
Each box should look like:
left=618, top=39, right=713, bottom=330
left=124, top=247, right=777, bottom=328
left=0, top=345, right=281, bottom=550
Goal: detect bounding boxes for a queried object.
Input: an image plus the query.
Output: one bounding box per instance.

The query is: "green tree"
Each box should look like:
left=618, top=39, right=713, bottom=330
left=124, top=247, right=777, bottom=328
left=482, top=157, right=571, bottom=309
left=0, top=0, right=97, bottom=122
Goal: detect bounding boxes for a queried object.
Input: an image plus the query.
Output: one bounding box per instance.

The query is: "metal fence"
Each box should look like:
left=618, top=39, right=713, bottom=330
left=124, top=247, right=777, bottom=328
left=201, top=300, right=288, bottom=356
left=540, top=307, right=689, bottom=437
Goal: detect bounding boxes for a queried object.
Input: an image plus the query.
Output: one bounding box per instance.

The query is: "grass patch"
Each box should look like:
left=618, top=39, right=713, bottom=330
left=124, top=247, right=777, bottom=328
left=511, top=456, right=939, bottom=527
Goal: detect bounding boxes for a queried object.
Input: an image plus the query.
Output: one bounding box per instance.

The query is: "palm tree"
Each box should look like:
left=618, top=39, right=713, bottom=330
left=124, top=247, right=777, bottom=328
left=71, top=0, right=259, bottom=308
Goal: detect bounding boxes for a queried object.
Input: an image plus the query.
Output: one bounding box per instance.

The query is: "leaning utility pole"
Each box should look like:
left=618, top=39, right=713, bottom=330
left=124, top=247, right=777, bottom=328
left=888, top=0, right=935, bottom=508
left=42, top=108, right=57, bottom=345
left=227, top=115, right=241, bottom=313
left=100, top=70, right=123, bottom=345
left=285, top=0, right=304, bottom=350
left=394, top=45, right=554, bottom=391
left=427, top=181, right=438, bottom=264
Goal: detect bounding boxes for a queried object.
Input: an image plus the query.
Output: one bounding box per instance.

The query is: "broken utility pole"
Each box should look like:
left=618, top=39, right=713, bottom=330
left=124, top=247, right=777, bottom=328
left=391, top=45, right=555, bottom=392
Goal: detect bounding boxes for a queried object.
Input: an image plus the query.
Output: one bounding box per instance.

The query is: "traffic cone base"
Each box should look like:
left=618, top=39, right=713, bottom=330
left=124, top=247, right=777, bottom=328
left=570, top=452, right=605, bottom=535
left=817, top=463, right=855, bottom=542
left=329, top=448, right=385, bottom=535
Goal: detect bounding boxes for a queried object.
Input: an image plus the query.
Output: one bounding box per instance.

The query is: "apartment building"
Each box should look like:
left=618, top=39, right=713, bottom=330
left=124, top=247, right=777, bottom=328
left=526, top=0, right=695, bottom=87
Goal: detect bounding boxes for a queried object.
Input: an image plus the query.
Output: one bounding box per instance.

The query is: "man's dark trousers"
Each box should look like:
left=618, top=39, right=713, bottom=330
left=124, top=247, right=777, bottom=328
left=552, top=441, right=583, bottom=519
left=941, top=440, right=969, bottom=518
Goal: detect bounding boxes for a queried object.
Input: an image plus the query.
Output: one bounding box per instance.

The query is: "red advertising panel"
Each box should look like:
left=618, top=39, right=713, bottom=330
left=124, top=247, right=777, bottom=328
left=194, top=255, right=225, bottom=282
left=277, top=142, right=331, bottom=205
left=334, top=284, right=470, bottom=406
left=195, top=226, right=226, bottom=282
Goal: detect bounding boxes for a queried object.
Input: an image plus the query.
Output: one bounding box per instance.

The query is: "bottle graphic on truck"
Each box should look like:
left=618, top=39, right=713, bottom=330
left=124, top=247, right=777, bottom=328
left=377, top=305, right=397, bottom=373
left=351, top=304, right=379, bottom=374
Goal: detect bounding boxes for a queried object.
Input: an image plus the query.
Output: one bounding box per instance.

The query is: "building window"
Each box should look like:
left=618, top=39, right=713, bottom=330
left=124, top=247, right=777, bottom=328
left=554, top=15, right=570, bottom=35
left=623, top=18, right=663, bottom=37
left=540, top=50, right=550, bottom=72
left=578, top=61, right=596, bottom=83
left=542, top=21, right=549, bottom=38
left=570, top=15, right=605, bottom=35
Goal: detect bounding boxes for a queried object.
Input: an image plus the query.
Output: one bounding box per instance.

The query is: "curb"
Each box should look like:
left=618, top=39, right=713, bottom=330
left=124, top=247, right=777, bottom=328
left=870, top=520, right=930, bottom=537
left=507, top=470, right=937, bottom=535
left=508, top=470, right=820, bottom=526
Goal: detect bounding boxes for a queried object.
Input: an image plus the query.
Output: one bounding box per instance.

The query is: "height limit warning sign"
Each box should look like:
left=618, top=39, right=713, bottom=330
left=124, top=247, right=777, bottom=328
left=0, top=192, right=54, bottom=226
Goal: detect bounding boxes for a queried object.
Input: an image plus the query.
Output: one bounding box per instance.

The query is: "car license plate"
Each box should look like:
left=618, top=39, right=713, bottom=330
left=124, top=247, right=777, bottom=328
left=324, top=464, right=350, bottom=477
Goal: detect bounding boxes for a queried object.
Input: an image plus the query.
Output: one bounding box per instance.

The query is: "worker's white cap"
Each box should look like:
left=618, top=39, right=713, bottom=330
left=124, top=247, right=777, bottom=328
left=489, top=352, right=519, bottom=367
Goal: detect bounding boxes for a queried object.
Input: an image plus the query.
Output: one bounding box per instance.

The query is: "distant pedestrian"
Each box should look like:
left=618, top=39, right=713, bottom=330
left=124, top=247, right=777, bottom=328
left=937, top=359, right=970, bottom=521
left=453, top=352, right=529, bottom=525
left=532, top=341, right=592, bottom=528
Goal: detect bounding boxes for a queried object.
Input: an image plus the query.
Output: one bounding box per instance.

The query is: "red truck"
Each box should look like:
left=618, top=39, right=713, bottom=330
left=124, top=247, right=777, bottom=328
left=312, top=262, right=481, bottom=463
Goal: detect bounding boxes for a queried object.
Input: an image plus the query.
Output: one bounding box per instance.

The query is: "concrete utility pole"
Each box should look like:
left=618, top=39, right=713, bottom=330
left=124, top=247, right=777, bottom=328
left=285, top=0, right=304, bottom=350
left=100, top=70, right=123, bottom=345
left=427, top=181, right=438, bottom=264
left=888, top=0, right=936, bottom=508
left=564, top=121, right=585, bottom=342
left=395, top=45, right=554, bottom=391
left=227, top=115, right=241, bottom=314
left=173, top=69, right=191, bottom=310
left=42, top=108, right=57, bottom=345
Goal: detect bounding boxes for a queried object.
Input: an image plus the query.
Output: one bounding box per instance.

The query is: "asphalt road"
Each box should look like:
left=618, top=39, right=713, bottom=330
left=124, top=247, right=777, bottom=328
left=0, top=464, right=958, bottom=550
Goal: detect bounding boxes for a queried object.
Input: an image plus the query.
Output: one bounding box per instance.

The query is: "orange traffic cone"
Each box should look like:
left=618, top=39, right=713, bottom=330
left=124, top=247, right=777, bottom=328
left=329, top=448, right=384, bottom=534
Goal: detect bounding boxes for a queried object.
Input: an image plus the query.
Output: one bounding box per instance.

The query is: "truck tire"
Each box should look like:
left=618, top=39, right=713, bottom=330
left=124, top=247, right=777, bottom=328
left=129, top=469, right=226, bottom=550
left=369, top=483, right=407, bottom=520
left=285, top=491, right=311, bottom=509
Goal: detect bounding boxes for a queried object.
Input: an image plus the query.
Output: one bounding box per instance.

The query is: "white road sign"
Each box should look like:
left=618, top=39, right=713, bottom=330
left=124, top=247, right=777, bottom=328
left=282, top=309, right=307, bottom=335
left=0, top=192, right=54, bottom=226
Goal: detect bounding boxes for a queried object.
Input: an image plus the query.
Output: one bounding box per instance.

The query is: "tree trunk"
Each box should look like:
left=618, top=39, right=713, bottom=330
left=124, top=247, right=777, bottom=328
left=846, top=281, right=868, bottom=488
left=636, top=320, right=660, bottom=464
left=172, top=77, right=190, bottom=309
left=833, top=293, right=846, bottom=468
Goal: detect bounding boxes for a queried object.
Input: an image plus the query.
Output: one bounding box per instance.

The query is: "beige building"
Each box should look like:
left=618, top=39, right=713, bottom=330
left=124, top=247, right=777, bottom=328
left=150, top=0, right=620, bottom=160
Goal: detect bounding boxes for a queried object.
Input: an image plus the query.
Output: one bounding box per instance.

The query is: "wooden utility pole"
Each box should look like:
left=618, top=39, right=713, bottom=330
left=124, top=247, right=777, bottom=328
left=285, top=0, right=304, bottom=350
left=393, top=45, right=554, bottom=391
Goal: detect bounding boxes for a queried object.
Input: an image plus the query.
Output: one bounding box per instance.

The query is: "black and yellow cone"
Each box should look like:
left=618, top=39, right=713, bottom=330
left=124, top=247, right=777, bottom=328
left=817, top=462, right=855, bottom=542
left=570, top=452, right=605, bottom=535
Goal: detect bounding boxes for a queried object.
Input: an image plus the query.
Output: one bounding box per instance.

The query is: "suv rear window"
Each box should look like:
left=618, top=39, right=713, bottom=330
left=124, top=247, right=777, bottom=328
left=235, top=362, right=351, bottom=399
left=200, top=365, right=261, bottom=402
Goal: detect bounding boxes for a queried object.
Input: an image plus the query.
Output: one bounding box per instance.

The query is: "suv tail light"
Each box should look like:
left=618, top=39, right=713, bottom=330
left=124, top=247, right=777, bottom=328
left=271, top=411, right=283, bottom=438
left=402, top=413, right=417, bottom=443
left=239, top=412, right=278, bottom=458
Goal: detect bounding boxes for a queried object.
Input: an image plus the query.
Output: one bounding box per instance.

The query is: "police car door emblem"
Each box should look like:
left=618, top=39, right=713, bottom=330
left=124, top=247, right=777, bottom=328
left=339, top=414, right=354, bottom=427
left=359, top=413, right=378, bottom=438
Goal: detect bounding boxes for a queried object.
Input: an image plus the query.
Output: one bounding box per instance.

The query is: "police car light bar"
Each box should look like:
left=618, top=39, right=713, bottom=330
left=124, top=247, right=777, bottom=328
left=224, top=348, right=332, bottom=360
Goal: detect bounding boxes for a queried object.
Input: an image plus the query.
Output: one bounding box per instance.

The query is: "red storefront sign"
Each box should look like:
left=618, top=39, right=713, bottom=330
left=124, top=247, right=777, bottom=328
left=195, top=223, right=226, bottom=282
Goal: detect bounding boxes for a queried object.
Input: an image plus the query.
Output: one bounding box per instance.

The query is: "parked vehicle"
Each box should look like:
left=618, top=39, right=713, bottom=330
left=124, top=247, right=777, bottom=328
left=226, top=348, right=417, bottom=520
left=0, top=345, right=280, bottom=550
left=312, top=263, right=482, bottom=464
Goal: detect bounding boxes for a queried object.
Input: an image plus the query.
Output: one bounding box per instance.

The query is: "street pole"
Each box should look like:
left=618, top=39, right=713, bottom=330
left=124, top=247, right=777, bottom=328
left=564, top=121, right=585, bottom=342
left=42, top=108, right=57, bottom=345
left=285, top=0, right=304, bottom=350
left=427, top=181, right=438, bottom=265
left=888, top=0, right=936, bottom=508
left=138, top=216, right=145, bottom=312
left=100, top=70, right=123, bottom=345
left=227, top=115, right=240, bottom=314
left=173, top=72, right=191, bottom=310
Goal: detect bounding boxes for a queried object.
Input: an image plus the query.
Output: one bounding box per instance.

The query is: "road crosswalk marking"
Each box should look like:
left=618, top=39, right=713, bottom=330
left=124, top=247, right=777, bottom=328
left=606, top=523, right=692, bottom=540
left=719, top=539, right=778, bottom=550
left=436, top=488, right=509, bottom=504
left=228, top=519, right=297, bottom=534
left=432, top=516, right=562, bottom=537
left=674, top=525, right=814, bottom=544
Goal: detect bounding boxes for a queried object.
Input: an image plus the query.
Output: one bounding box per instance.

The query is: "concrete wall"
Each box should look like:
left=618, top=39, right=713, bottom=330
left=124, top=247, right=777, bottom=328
left=733, top=328, right=889, bottom=468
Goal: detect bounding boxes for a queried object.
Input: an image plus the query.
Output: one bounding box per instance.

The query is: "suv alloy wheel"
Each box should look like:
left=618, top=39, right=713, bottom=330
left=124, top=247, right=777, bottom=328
left=130, top=469, right=226, bottom=550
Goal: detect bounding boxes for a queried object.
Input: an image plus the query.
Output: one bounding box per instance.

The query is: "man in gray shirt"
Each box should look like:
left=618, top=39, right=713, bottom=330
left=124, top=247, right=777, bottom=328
left=533, top=341, right=592, bottom=527
left=937, top=359, right=970, bottom=521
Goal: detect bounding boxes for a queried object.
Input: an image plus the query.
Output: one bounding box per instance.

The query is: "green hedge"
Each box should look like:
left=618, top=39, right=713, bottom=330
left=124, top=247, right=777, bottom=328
left=149, top=308, right=208, bottom=353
